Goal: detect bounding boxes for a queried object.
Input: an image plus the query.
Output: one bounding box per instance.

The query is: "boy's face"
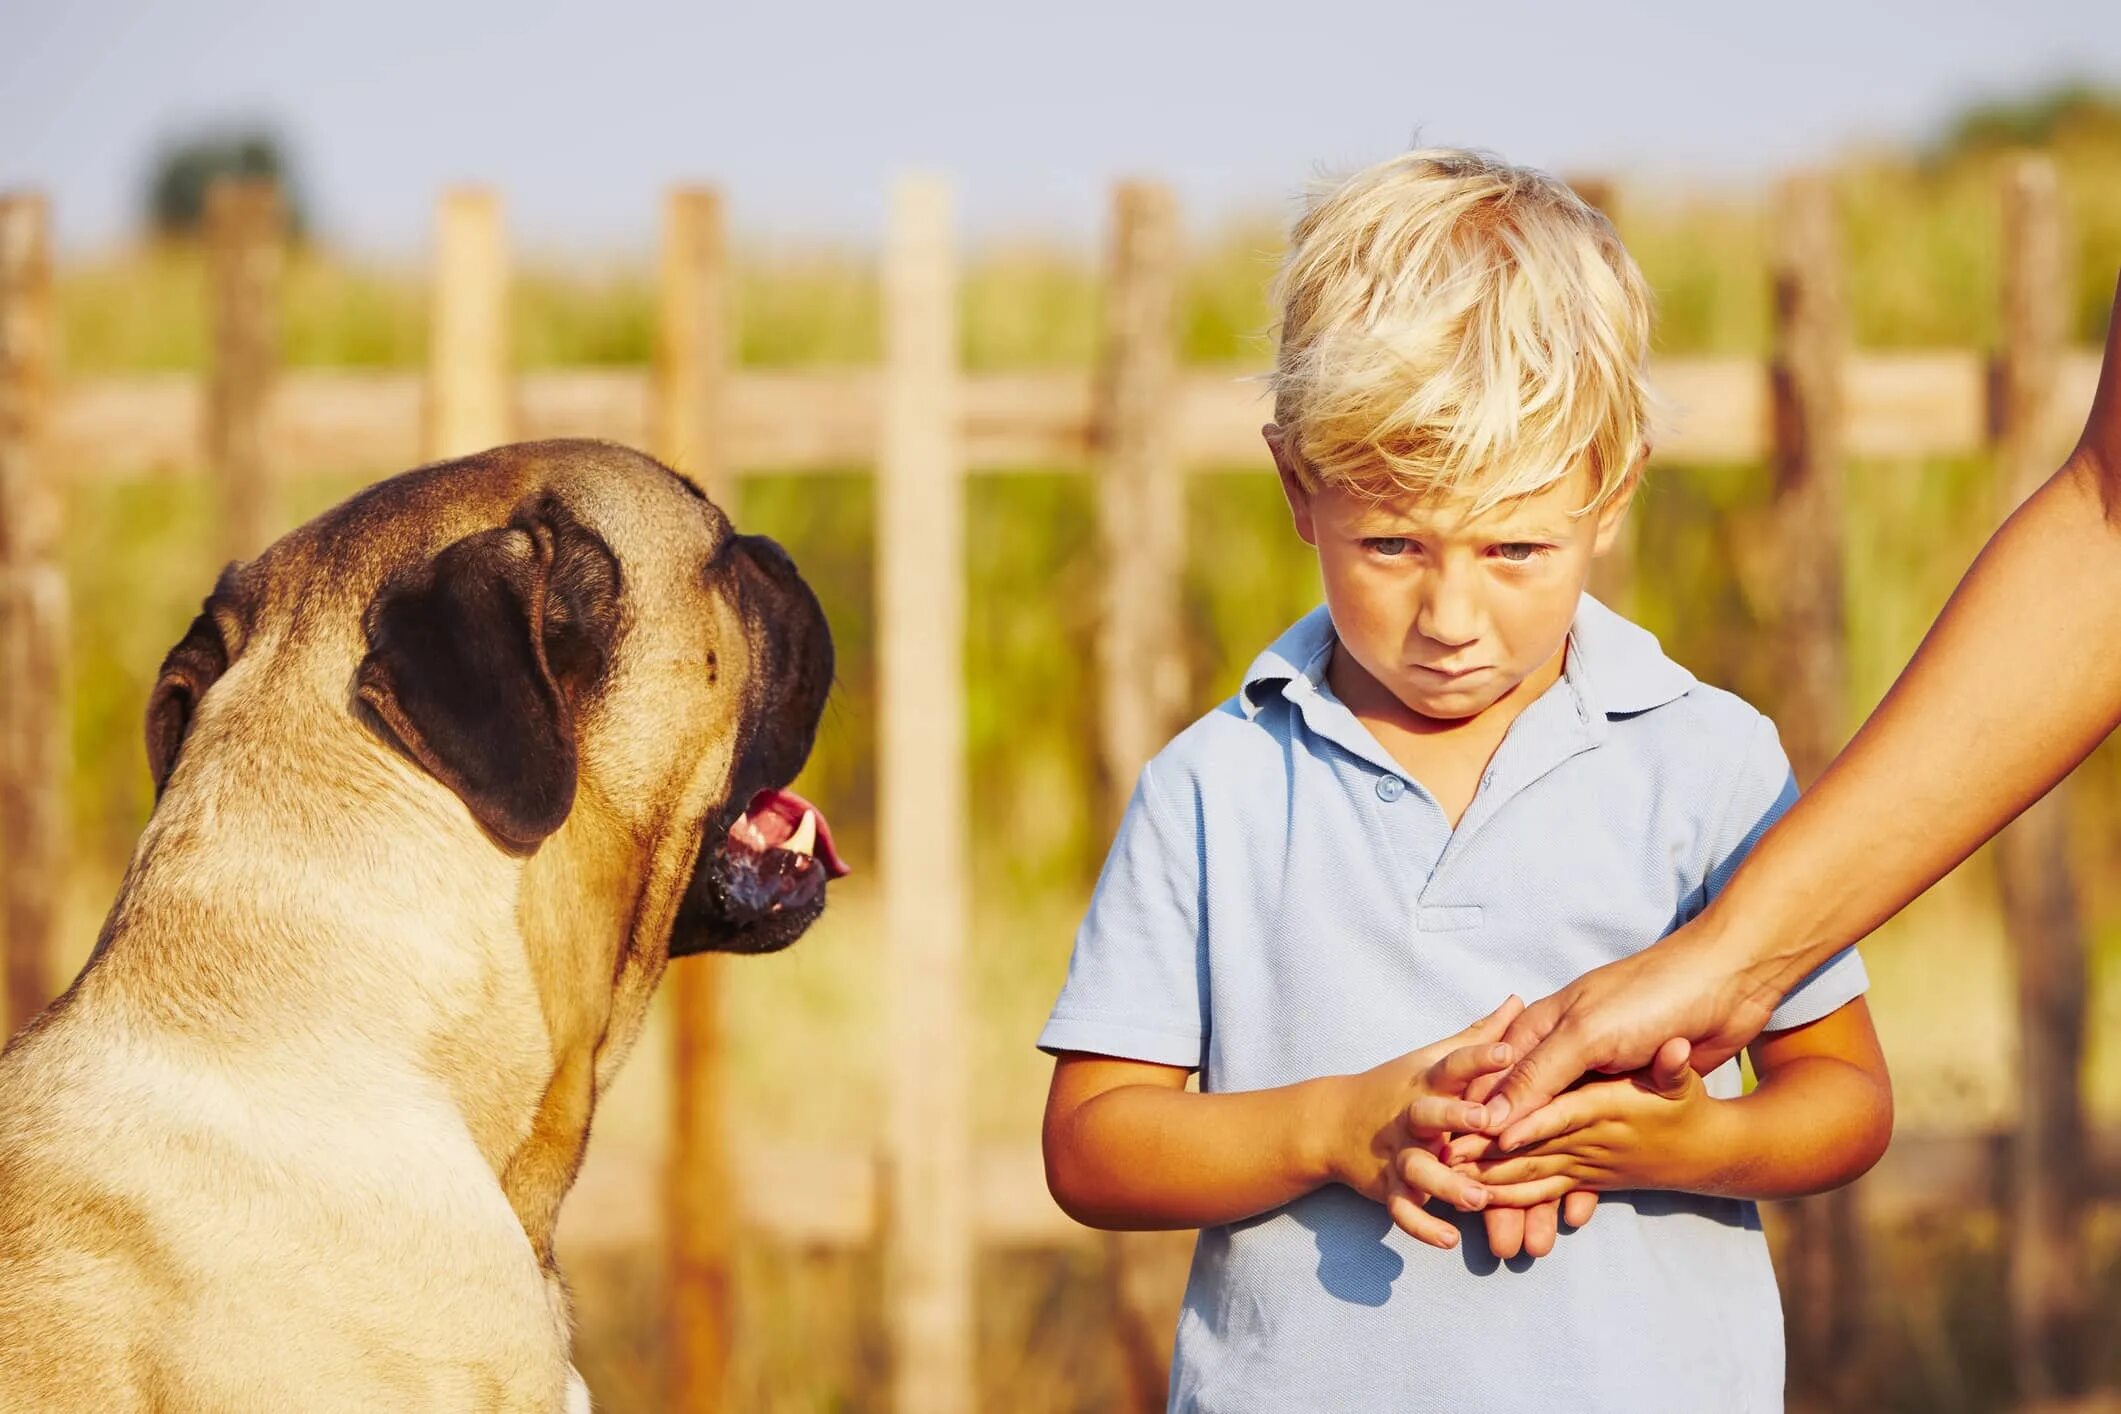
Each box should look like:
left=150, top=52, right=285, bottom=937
left=1267, top=426, right=1636, bottom=725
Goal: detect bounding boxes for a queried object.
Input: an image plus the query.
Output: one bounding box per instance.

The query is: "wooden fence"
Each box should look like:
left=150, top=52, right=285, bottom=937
left=0, top=162, right=2113, bottom=1409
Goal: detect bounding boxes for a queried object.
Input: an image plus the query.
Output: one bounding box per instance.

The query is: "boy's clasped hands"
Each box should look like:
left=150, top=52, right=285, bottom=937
left=1324, top=996, right=1711, bottom=1258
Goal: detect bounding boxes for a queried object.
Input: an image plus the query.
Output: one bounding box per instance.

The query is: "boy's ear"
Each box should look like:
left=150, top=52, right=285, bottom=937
left=1264, top=424, right=1319, bottom=547
left=1591, top=442, right=1649, bottom=555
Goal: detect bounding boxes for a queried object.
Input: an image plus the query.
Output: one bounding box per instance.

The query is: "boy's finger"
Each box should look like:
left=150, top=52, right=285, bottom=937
left=1483, top=1204, right=1526, bottom=1260
left=1453, top=995, right=1526, bottom=1048
left=1562, top=1190, right=1601, bottom=1229
left=1442, top=1131, right=1494, bottom=1166
left=1406, top=1095, right=1488, bottom=1134
left=1468, top=1152, right=1568, bottom=1187
left=1426, top=1040, right=1514, bottom=1091
left=1521, top=1199, right=1562, bottom=1258
left=1398, top=1146, right=1489, bottom=1212
left=1497, top=1093, right=1592, bottom=1152
left=1387, top=1192, right=1463, bottom=1250
left=1481, top=1175, right=1578, bottom=1208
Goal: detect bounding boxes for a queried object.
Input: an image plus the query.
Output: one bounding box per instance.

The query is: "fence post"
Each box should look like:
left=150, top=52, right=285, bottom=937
left=654, top=187, right=732, bottom=500
left=657, top=184, right=736, bottom=1414
left=878, top=174, right=972, bottom=1414
left=0, top=192, right=64, bottom=1039
left=1566, top=176, right=1636, bottom=616
left=205, top=178, right=281, bottom=561
left=1993, top=153, right=2092, bottom=1405
left=425, top=187, right=511, bottom=462
left=1766, top=171, right=1866, bottom=1399
left=1089, top=178, right=1190, bottom=1412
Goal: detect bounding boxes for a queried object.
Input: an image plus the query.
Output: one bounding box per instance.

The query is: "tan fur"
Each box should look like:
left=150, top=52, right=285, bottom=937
left=0, top=442, right=815, bottom=1412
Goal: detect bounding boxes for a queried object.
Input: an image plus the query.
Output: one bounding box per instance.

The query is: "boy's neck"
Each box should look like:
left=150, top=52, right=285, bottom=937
left=1327, top=640, right=1567, bottom=827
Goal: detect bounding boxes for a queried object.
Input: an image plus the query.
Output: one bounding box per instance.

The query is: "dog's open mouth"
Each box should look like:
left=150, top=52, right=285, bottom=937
left=718, top=786, right=849, bottom=917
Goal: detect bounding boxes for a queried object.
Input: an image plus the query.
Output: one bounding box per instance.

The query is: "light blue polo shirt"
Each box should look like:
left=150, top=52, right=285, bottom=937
left=1039, top=594, right=1867, bottom=1414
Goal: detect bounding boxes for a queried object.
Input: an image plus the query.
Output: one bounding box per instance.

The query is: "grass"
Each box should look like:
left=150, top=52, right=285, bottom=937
left=24, top=127, right=2121, bottom=1412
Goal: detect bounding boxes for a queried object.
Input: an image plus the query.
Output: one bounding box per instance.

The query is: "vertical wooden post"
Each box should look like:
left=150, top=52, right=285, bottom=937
left=657, top=184, right=736, bottom=1414
left=425, top=187, right=511, bottom=462
left=878, top=174, right=972, bottom=1414
left=205, top=178, right=281, bottom=562
left=1994, top=153, right=2092, bottom=1406
left=1090, top=179, right=1188, bottom=1413
left=0, top=192, right=64, bottom=1039
left=654, top=187, right=732, bottom=501
left=1766, top=171, right=1865, bottom=1396
left=1567, top=176, right=1637, bottom=616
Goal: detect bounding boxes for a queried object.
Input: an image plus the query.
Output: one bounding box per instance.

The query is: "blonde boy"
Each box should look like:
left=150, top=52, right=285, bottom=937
left=1039, top=150, right=1891, bottom=1412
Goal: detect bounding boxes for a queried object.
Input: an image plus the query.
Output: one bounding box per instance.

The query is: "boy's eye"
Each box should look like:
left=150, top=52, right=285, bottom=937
left=1364, top=537, right=1412, bottom=557
left=1493, top=543, right=1550, bottom=563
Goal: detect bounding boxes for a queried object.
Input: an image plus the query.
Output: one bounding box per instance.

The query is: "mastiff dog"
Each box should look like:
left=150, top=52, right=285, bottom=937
left=0, top=440, right=847, bottom=1411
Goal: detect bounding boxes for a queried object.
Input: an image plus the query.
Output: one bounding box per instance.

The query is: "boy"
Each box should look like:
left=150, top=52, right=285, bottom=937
left=1038, top=149, right=1891, bottom=1412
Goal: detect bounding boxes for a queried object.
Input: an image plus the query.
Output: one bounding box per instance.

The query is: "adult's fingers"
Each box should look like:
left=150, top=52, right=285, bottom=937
left=1398, top=1146, right=1489, bottom=1213
left=1480, top=992, right=1576, bottom=1133
left=1648, top=1036, right=1693, bottom=1094
left=1406, top=1094, right=1491, bottom=1135
left=1562, top=1190, right=1600, bottom=1228
left=1521, top=1199, right=1561, bottom=1259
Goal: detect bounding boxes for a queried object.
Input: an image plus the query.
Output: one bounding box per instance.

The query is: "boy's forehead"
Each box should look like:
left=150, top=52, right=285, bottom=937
left=1337, top=466, right=1594, bottom=533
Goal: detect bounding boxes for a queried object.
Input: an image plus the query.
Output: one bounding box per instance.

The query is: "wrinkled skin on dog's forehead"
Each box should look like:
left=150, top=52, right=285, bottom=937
left=153, top=437, right=838, bottom=961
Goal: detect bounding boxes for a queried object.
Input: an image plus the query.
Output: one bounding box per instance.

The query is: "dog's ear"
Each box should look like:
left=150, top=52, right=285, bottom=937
left=355, top=496, right=621, bottom=851
left=146, top=567, right=248, bottom=799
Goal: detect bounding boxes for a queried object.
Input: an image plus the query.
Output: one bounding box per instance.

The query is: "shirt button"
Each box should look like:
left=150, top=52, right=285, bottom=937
left=1376, top=775, right=1405, bottom=802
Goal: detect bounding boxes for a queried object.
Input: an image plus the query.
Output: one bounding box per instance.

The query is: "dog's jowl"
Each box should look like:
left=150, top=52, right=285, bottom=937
left=0, top=441, right=844, bottom=1413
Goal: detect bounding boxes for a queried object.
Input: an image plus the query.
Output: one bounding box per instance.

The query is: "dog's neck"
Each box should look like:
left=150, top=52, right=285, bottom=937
left=86, top=766, right=656, bottom=1266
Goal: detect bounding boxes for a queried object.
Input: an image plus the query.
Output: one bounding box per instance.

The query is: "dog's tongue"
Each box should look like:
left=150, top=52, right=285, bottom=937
left=729, top=787, right=849, bottom=878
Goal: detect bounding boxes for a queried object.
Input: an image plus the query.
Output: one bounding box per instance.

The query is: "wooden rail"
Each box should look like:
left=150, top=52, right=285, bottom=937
left=35, top=350, right=2103, bottom=482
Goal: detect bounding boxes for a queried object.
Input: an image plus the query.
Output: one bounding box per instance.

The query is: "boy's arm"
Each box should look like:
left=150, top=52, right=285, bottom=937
left=1043, top=1000, right=1522, bottom=1250
left=1466, top=998, right=1891, bottom=1203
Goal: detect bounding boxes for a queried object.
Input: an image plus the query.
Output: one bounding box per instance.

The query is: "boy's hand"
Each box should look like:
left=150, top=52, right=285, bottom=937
left=1428, top=1126, right=1600, bottom=1258
left=1467, top=1039, right=1719, bottom=1202
left=1322, top=997, right=1523, bottom=1250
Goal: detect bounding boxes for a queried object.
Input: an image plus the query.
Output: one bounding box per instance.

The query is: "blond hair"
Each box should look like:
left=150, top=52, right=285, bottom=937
left=1270, top=148, right=1655, bottom=515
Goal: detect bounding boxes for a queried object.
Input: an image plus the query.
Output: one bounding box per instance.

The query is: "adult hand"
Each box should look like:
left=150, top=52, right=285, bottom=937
left=1480, top=924, right=1774, bottom=1149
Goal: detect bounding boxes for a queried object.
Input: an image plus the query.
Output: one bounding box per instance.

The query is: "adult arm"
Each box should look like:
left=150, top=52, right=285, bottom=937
left=1482, top=271, right=2121, bottom=1137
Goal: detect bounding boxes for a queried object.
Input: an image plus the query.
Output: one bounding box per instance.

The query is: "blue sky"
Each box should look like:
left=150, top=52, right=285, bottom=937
left=3, top=0, right=2116, bottom=254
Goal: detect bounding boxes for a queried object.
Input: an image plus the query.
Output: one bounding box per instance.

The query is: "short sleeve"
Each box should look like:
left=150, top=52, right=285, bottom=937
left=1036, top=758, right=1208, bottom=1068
left=1695, top=711, right=1869, bottom=1034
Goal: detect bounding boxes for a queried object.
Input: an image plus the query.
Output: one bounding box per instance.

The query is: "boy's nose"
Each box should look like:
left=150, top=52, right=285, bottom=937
left=1413, top=570, right=1482, bottom=650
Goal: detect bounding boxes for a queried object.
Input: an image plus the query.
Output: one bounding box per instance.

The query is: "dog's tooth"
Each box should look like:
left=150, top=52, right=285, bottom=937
left=786, top=810, right=818, bottom=858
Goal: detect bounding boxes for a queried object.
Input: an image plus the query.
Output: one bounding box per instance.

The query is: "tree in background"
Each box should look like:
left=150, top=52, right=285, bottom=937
left=142, top=126, right=308, bottom=240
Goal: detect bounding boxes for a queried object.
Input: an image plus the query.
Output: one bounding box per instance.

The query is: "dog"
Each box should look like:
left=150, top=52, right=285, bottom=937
left=0, top=439, right=847, bottom=1411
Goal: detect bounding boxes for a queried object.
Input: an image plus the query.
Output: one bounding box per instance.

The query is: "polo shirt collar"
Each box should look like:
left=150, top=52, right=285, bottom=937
left=1239, top=593, right=1695, bottom=723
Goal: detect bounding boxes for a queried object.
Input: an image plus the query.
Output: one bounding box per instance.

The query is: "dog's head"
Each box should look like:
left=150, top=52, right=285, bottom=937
left=141, top=440, right=845, bottom=970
